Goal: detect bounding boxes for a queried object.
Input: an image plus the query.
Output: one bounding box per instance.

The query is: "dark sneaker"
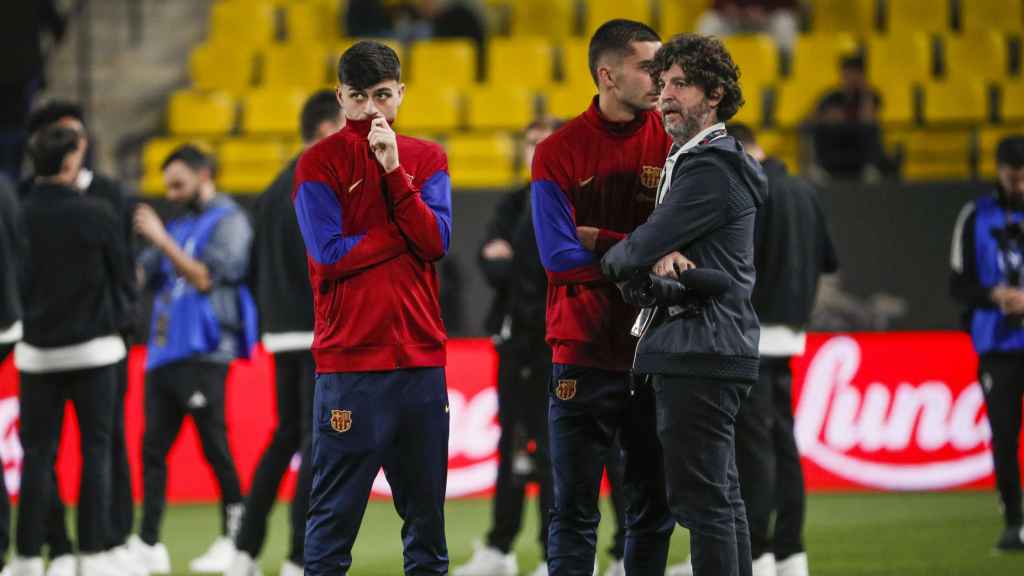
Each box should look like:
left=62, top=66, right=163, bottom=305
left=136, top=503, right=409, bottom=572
left=996, top=525, right=1024, bottom=552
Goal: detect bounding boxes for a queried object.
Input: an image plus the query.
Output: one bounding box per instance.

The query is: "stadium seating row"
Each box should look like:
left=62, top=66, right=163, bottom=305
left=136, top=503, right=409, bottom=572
left=139, top=123, right=1021, bottom=196
left=210, top=0, right=1024, bottom=45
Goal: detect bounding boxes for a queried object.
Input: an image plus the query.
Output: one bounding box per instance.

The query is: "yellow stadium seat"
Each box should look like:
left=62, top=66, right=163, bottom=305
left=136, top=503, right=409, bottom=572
left=1003, top=82, right=1024, bottom=122
left=396, top=84, right=462, bottom=133
left=893, top=128, right=973, bottom=180
left=561, top=38, right=592, bottom=87
left=209, top=0, right=277, bottom=46
left=962, top=0, right=1024, bottom=34
left=877, top=82, right=914, bottom=124
left=510, top=0, right=575, bottom=40
left=756, top=130, right=800, bottom=173
left=242, top=87, right=308, bottom=134
left=980, top=125, right=1024, bottom=178
left=808, top=0, right=876, bottom=35
left=886, top=0, right=949, bottom=34
left=217, top=138, right=288, bottom=194
left=189, top=43, right=257, bottom=94
left=731, top=81, right=764, bottom=127
left=446, top=132, right=517, bottom=189
left=775, top=82, right=826, bottom=128
left=409, top=40, right=477, bottom=87
left=545, top=83, right=596, bottom=121
left=867, top=34, right=932, bottom=86
left=488, top=37, right=554, bottom=89
left=584, top=0, right=652, bottom=37
left=466, top=85, right=536, bottom=131
left=944, top=32, right=1008, bottom=83
left=790, top=34, right=858, bottom=92
left=923, top=80, right=988, bottom=124
left=263, top=43, right=330, bottom=88
left=283, top=1, right=336, bottom=42
left=660, top=0, right=711, bottom=37
left=723, top=35, right=779, bottom=91
left=168, top=90, right=237, bottom=136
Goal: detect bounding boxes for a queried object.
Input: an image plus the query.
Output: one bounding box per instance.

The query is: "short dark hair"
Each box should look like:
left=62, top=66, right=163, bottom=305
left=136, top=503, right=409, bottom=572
left=162, top=144, right=217, bottom=177
left=728, top=122, right=756, bottom=147
left=30, top=125, right=81, bottom=177
left=997, top=135, right=1024, bottom=168
left=301, top=89, right=342, bottom=142
left=652, top=34, right=744, bottom=122
left=27, top=100, right=86, bottom=135
left=338, top=40, right=401, bottom=89
left=588, top=19, right=661, bottom=86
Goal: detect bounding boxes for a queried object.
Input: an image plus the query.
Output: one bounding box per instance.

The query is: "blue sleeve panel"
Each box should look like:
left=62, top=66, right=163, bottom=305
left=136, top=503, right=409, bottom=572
left=420, top=170, right=452, bottom=254
left=294, top=180, right=366, bottom=265
left=531, top=179, right=595, bottom=273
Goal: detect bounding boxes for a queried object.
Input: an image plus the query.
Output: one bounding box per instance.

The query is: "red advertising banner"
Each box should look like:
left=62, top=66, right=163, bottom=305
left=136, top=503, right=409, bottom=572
left=0, top=333, right=1011, bottom=503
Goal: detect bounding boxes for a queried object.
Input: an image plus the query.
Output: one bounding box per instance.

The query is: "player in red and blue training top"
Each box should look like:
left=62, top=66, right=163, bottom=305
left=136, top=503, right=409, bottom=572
left=293, top=41, right=452, bottom=575
left=531, top=19, right=677, bottom=576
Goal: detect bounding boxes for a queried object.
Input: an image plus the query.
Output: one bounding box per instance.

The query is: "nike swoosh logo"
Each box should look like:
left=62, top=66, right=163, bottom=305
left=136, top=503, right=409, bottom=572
left=348, top=179, right=363, bottom=193
left=578, top=176, right=594, bottom=187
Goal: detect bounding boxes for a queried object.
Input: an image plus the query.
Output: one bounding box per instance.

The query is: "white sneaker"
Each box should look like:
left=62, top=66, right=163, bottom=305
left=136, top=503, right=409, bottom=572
left=107, top=546, right=149, bottom=576
left=127, top=536, right=171, bottom=574
left=277, top=560, right=300, bottom=576
left=752, top=553, right=777, bottom=576
left=593, top=559, right=599, bottom=576
left=44, top=555, right=74, bottom=576
left=189, top=538, right=236, bottom=574
left=10, top=557, right=44, bottom=576
left=775, top=553, right=808, bottom=576
left=602, top=559, right=624, bottom=576
left=665, top=555, right=693, bottom=576
left=528, top=563, right=548, bottom=576
left=224, top=552, right=262, bottom=576
left=81, top=553, right=131, bottom=576
left=451, top=543, right=517, bottom=576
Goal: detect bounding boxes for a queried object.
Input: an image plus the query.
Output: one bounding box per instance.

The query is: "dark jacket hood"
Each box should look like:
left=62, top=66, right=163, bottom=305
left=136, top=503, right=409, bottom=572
left=693, top=134, right=768, bottom=208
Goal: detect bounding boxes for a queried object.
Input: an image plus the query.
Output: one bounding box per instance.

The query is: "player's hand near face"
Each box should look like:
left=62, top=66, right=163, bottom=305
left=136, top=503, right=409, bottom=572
left=368, top=116, right=400, bottom=173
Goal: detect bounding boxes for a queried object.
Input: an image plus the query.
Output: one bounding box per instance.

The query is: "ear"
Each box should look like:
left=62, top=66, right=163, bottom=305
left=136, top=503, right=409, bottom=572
left=335, top=85, right=344, bottom=107
left=707, top=86, right=724, bottom=109
left=597, top=64, right=615, bottom=90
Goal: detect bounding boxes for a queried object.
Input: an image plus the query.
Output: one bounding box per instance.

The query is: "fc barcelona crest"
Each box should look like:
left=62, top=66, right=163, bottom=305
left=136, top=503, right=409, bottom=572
left=331, top=409, right=352, bottom=433
left=640, top=165, right=662, bottom=189
left=555, top=379, right=577, bottom=401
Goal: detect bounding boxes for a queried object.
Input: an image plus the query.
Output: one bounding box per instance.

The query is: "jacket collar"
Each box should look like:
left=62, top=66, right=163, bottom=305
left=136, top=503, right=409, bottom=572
left=343, top=116, right=396, bottom=139
left=582, top=96, right=648, bottom=138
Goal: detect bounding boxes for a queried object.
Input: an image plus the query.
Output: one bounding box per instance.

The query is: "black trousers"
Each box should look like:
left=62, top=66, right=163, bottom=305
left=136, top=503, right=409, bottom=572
left=652, top=375, right=752, bottom=576
left=235, top=350, right=315, bottom=564
left=17, top=364, right=118, bottom=555
left=734, top=357, right=805, bottom=561
left=979, top=353, right=1024, bottom=527
left=486, top=343, right=553, bottom=557
left=107, top=358, right=134, bottom=548
left=547, top=365, right=673, bottom=576
left=140, top=360, right=243, bottom=544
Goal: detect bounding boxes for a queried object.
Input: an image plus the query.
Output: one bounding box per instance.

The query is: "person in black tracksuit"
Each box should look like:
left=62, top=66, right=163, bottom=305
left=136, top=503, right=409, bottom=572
left=602, top=35, right=767, bottom=576
left=950, top=136, right=1024, bottom=553
left=227, top=90, right=344, bottom=576
left=731, top=124, right=838, bottom=576
left=12, top=125, right=129, bottom=576
left=22, top=102, right=141, bottom=566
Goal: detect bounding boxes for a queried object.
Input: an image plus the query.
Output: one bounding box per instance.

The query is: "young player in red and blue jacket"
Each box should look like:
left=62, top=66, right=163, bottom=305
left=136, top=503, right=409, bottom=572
left=293, top=41, right=452, bottom=576
left=531, top=20, right=676, bottom=576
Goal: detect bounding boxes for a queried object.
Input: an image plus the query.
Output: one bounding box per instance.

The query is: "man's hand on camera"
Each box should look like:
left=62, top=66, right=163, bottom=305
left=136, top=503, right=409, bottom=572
left=652, top=251, right=695, bottom=280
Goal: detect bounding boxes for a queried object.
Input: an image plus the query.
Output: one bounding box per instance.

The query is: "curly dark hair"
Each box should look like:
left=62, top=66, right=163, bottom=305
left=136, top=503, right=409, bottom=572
left=652, top=34, right=744, bottom=122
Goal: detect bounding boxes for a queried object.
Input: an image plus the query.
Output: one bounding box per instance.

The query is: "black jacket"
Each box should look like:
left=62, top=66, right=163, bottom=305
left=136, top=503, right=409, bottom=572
left=19, top=182, right=129, bottom=348
left=478, top=185, right=529, bottom=337
left=0, top=176, right=21, bottom=331
left=752, top=158, right=838, bottom=326
left=602, top=134, right=767, bottom=382
left=252, top=158, right=313, bottom=335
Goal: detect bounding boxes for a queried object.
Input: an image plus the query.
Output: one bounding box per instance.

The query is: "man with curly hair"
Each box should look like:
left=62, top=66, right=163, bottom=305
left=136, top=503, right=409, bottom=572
left=601, top=34, right=767, bottom=576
